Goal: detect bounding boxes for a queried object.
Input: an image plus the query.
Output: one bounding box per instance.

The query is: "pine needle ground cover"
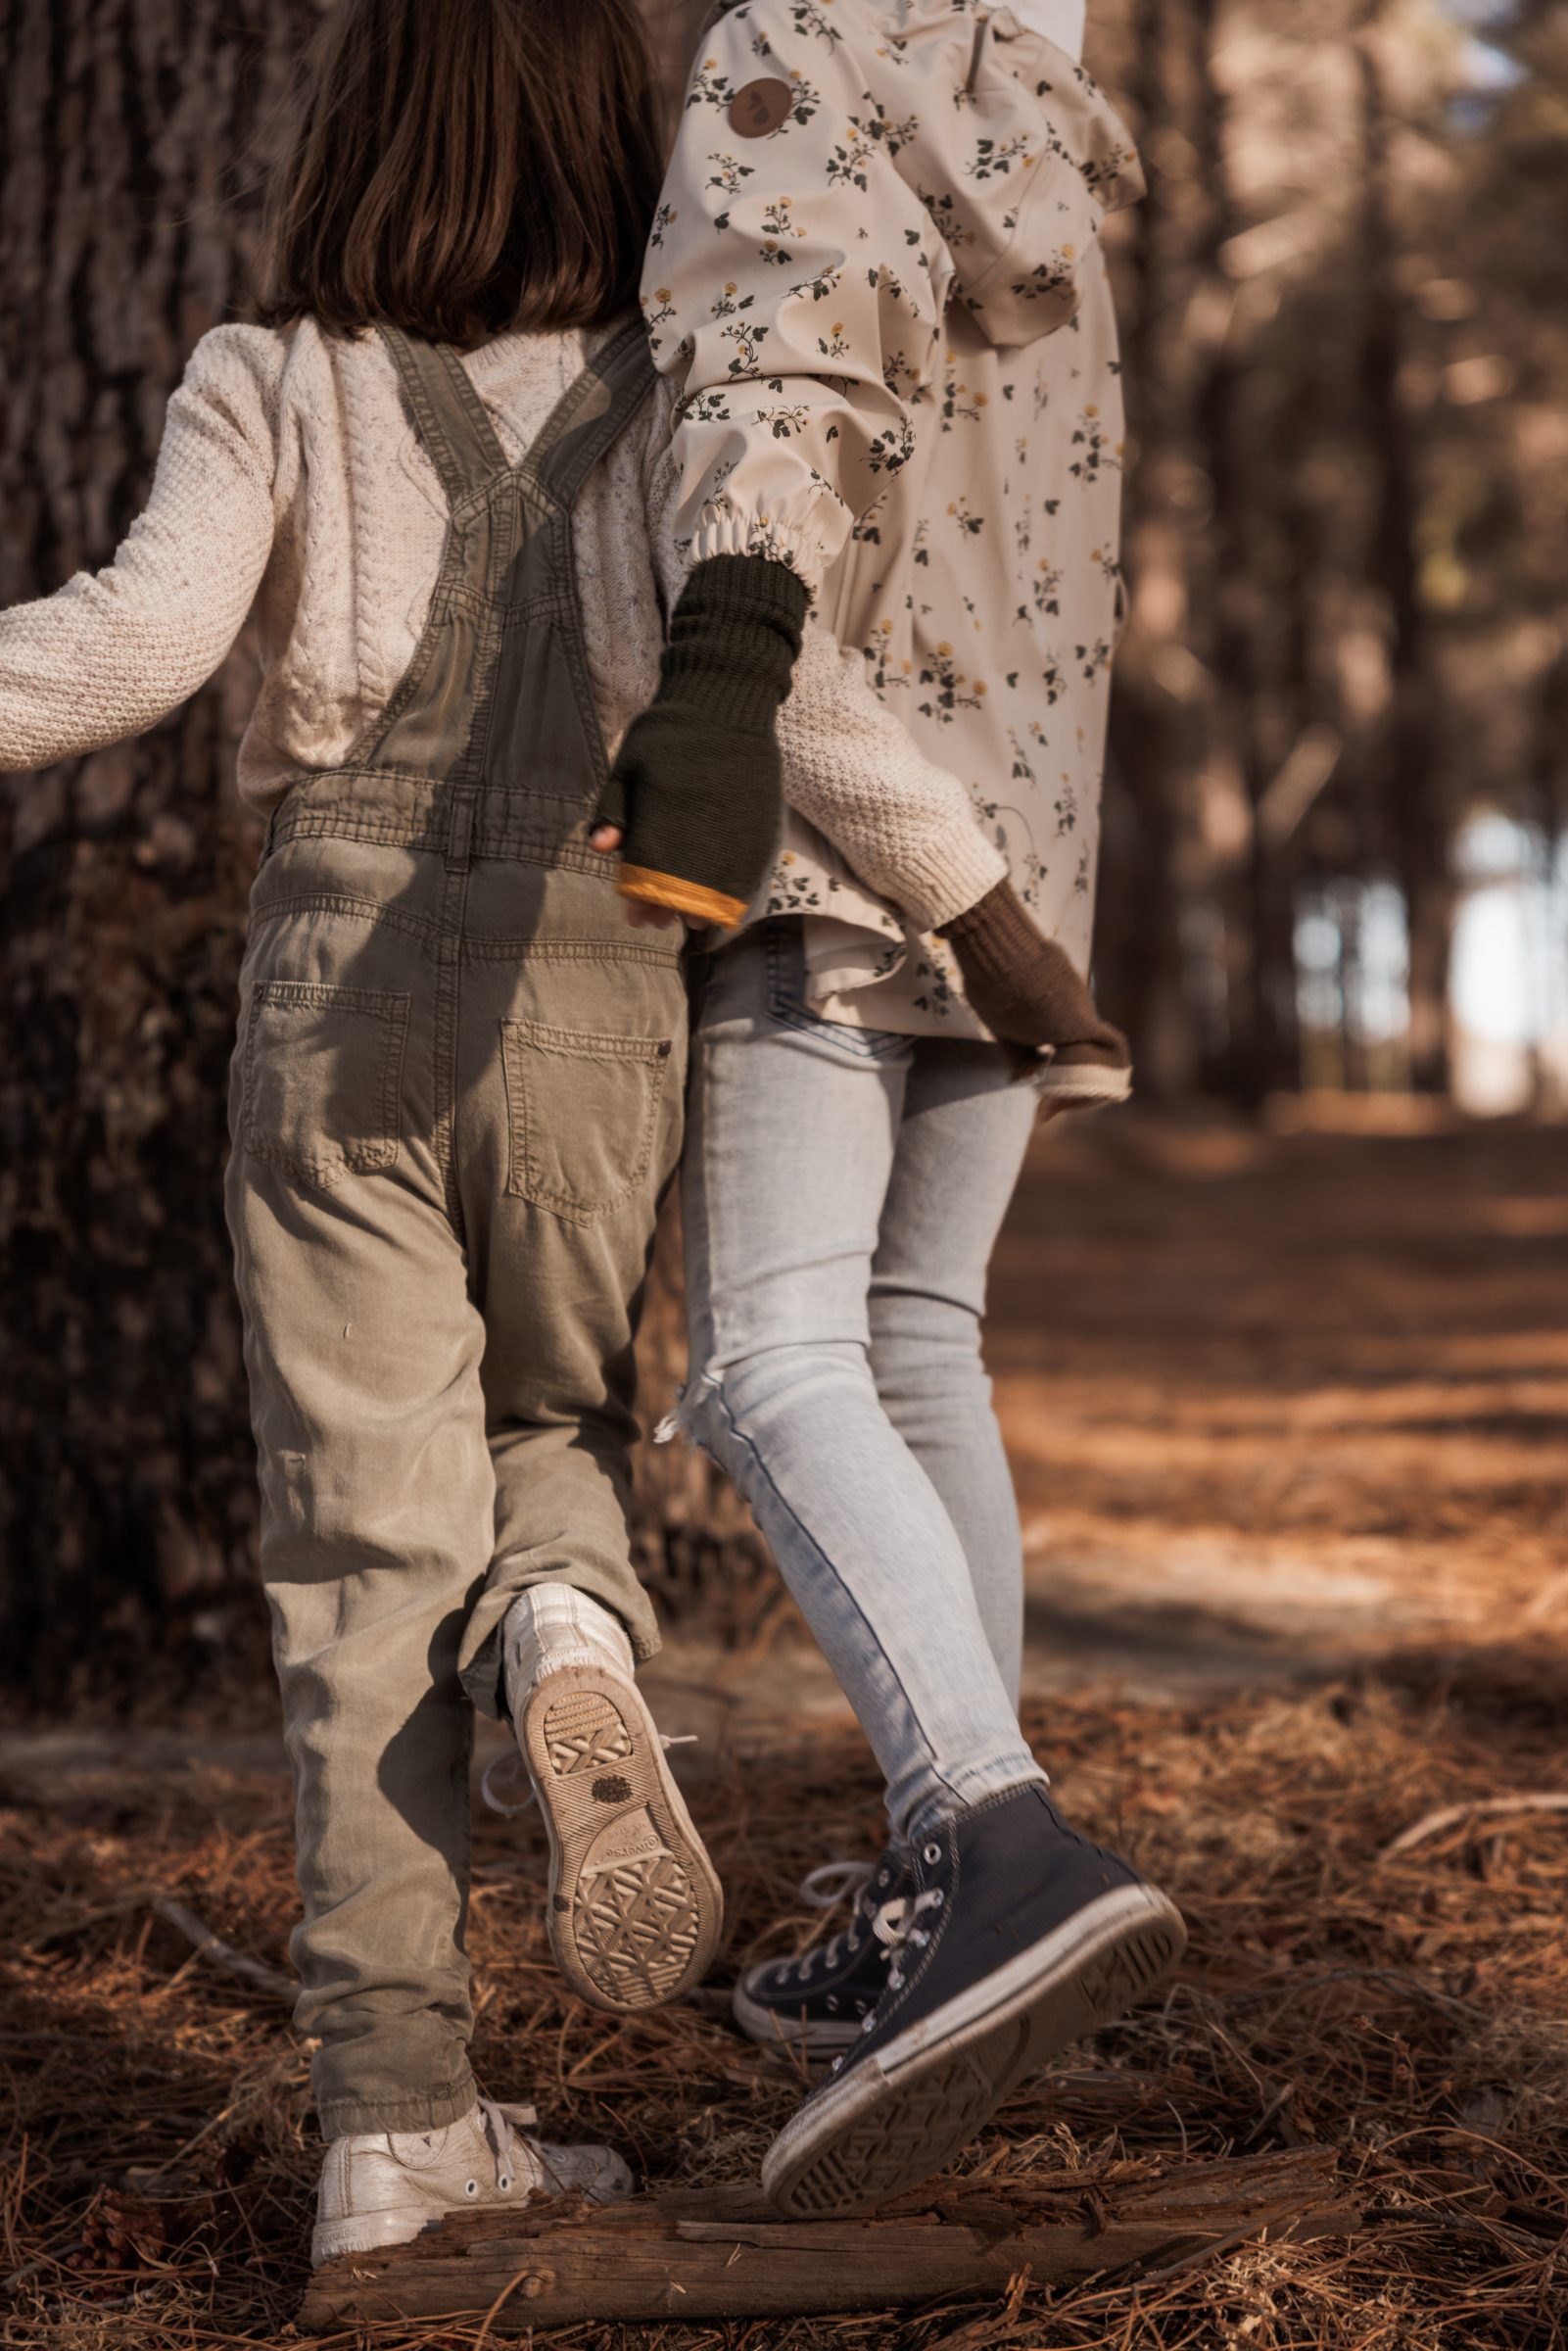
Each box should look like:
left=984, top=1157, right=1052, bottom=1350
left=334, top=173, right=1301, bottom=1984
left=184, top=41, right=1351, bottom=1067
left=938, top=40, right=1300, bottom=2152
left=2, top=1660, right=1564, bottom=2351
left=5, top=1118, right=1566, bottom=2347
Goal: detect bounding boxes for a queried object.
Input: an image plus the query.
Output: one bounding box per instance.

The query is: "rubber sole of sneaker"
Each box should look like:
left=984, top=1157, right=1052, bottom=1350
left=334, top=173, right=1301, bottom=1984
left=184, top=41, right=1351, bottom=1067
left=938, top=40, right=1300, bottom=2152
left=519, top=1663, right=724, bottom=2014
left=732, top=1976, right=865, bottom=2059
left=309, top=2145, right=633, bottom=2268
left=761, top=1882, right=1185, bottom=2218
left=311, top=2205, right=442, bottom=2266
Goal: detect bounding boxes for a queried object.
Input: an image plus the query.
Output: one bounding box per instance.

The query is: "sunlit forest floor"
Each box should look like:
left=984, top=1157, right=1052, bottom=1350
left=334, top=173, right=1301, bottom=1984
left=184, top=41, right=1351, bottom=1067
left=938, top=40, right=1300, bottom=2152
left=3, top=1111, right=1565, bottom=2347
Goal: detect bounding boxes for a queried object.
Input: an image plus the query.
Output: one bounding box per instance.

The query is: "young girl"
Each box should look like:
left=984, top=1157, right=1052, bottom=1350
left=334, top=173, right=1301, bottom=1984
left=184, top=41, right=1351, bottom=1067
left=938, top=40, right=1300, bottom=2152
left=0, top=0, right=1097, bottom=2266
left=618, top=0, right=1186, bottom=2221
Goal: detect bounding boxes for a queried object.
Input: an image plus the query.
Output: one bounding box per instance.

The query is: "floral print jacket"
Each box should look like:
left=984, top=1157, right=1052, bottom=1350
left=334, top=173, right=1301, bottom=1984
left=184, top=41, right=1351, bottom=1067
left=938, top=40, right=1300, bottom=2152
left=646, top=0, right=1143, bottom=1034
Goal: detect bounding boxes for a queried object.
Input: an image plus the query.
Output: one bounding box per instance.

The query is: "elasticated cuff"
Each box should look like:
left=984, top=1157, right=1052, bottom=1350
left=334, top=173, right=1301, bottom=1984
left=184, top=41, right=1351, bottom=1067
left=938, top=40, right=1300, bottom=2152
left=689, top=513, right=828, bottom=598
left=314, top=2071, right=477, bottom=2145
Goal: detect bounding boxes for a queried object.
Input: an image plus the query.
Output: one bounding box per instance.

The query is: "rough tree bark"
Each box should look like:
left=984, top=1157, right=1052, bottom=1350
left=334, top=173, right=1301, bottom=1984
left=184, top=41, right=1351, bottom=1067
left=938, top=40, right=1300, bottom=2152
left=0, top=0, right=318, bottom=1701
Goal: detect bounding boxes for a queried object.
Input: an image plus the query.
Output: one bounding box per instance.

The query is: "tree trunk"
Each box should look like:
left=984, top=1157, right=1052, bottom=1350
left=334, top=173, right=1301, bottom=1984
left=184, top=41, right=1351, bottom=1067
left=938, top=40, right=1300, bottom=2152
left=1098, top=0, right=1204, bottom=1098
left=1190, top=0, right=1302, bottom=1105
left=0, top=0, right=774, bottom=1706
left=0, top=0, right=316, bottom=1702
left=1356, top=3, right=1451, bottom=1093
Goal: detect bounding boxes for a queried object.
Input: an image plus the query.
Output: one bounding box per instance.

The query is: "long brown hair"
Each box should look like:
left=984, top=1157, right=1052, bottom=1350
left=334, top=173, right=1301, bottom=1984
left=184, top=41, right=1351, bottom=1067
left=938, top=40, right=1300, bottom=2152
left=257, top=0, right=664, bottom=348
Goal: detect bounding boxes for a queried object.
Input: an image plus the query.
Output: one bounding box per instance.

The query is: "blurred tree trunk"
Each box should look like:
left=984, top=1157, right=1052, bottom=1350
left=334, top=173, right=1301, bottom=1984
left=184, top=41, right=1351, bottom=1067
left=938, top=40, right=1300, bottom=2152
left=1100, top=0, right=1203, bottom=1097
left=1189, top=0, right=1301, bottom=1105
left=1356, top=2, right=1451, bottom=1093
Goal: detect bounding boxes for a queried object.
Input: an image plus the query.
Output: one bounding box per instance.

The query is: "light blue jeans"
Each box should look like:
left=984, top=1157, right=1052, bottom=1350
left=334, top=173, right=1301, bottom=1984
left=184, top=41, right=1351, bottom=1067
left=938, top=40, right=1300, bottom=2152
left=679, top=922, right=1049, bottom=1841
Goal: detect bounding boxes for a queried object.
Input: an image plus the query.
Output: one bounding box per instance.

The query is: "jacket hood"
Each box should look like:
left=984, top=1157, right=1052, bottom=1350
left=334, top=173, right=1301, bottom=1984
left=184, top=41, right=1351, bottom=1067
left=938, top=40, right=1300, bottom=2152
left=841, top=0, right=1144, bottom=348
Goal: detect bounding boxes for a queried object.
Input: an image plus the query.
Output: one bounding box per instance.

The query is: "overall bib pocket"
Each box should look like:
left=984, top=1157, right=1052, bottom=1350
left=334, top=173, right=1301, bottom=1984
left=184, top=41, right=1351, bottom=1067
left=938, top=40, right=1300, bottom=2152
left=500, top=1017, right=674, bottom=1226
left=242, top=978, right=411, bottom=1190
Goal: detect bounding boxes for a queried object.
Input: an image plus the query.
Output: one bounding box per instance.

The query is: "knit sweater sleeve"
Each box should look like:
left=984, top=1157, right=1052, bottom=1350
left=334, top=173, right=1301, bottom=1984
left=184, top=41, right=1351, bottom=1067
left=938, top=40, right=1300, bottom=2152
left=778, top=620, right=1007, bottom=931
left=0, top=326, right=281, bottom=772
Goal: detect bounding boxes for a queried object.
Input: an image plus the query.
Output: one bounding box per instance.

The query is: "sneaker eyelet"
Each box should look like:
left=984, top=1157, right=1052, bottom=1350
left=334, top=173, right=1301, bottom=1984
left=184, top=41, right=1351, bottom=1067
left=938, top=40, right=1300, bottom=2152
left=827, top=1995, right=839, bottom=2011
left=499, top=2176, right=512, bottom=2191
left=923, top=1842, right=941, bottom=1865
left=465, top=2181, right=479, bottom=2197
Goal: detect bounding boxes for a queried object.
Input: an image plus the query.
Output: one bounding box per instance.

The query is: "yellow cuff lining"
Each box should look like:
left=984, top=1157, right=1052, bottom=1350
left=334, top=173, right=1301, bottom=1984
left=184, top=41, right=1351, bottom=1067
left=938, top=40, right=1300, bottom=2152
left=617, top=865, right=747, bottom=928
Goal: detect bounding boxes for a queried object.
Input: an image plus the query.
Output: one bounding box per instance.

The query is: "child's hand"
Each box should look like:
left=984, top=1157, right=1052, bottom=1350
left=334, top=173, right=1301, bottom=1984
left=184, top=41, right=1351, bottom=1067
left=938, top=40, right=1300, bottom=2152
left=591, top=821, right=681, bottom=931
left=623, top=898, right=681, bottom=933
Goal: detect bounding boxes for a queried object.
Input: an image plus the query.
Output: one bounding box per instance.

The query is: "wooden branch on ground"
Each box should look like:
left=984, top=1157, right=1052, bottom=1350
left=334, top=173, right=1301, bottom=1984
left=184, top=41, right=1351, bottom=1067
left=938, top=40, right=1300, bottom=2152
left=149, top=1896, right=296, bottom=2002
left=301, top=2146, right=1357, bottom=2331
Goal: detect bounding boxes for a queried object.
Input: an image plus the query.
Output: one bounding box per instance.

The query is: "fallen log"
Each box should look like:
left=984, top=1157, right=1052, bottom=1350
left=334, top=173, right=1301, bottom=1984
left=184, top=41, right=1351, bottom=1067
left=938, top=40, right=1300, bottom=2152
left=301, top=2145, right=1357, bottom=2331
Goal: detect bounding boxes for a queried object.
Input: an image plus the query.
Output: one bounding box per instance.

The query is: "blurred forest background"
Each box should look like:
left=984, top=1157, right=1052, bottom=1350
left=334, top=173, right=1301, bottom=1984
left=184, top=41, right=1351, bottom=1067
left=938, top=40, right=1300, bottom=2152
left=2, top=0, right=1566, bottom=1700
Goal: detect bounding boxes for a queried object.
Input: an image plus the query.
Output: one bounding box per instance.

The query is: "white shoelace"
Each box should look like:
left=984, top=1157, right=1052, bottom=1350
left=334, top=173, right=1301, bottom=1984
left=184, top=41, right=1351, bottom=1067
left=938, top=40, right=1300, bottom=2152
left=785, top=1856, right=941, bottom=1987
left=819, top=1886, right=946, bottom=2074
left=786, top=1859, right=878, bottom=1981
left=869, top=1888, right=944, bottom=1994
left=799, top=1859, right=875, bottom=1910
left=480, top=1734, right=696, bottom=1818
left=475, top=2096, right=540, bottom=2196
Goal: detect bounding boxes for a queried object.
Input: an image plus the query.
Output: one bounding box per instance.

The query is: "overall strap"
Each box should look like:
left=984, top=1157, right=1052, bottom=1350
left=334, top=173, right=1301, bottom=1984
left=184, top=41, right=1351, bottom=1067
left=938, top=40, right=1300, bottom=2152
left=523, top=318, right=658, bottom=512
left=378, top=325, right=510, bottom=505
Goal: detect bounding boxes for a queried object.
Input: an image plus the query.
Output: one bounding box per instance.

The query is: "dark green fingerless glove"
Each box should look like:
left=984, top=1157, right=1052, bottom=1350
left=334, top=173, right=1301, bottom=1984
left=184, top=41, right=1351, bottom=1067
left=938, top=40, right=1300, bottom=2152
left=602, top=553, right=810, bottom=926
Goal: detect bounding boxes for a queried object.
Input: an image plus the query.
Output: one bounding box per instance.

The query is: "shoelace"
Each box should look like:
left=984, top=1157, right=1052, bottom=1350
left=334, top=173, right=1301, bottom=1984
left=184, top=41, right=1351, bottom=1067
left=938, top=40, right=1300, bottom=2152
left=785, top=1858, right=878, bottom=1982
left=474, top=2095, right=540, bottom=2197
left=480, top=1734, right=697, bottom=1818
left=869, top=1888, right=944, bottom=1994
left=821, top=1887, right=945, bottom=2074
left=785, top=1857, right=928, bottom=1985
left=799, top=1860, right=875, bottom=1910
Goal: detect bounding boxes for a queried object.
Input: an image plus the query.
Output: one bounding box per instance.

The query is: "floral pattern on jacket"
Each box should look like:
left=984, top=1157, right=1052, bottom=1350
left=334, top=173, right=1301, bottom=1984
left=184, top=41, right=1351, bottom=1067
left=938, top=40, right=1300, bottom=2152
left=644, top=0, right=1140, bottom=588
left=647, top=0, right=1143, bottom=1035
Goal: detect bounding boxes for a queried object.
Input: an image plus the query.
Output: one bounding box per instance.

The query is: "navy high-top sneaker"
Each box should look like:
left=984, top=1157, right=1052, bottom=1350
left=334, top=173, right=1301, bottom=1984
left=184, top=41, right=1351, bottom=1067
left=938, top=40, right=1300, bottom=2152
left=761, top=1783, right=1185, bottom=2218
left=732, top=1848, right=914, bottom=2058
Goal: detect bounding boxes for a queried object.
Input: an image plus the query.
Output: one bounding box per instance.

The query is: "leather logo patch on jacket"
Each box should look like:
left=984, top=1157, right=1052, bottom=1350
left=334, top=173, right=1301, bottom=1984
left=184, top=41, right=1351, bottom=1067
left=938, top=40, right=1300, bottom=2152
left=729, top=77, right=793, bottom=137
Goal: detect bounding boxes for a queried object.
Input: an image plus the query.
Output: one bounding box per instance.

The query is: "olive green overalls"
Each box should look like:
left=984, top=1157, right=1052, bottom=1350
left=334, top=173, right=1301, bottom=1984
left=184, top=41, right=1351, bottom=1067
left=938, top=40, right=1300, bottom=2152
left=225, top=322, right=686, bottom=2138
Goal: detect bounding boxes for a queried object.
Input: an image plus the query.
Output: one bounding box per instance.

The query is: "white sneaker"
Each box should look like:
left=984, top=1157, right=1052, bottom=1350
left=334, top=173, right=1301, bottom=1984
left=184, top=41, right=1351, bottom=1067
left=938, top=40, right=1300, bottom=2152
left=311, top=2094, right=632, bottom=2267
left=498, top=1585, right=724, bottom=2013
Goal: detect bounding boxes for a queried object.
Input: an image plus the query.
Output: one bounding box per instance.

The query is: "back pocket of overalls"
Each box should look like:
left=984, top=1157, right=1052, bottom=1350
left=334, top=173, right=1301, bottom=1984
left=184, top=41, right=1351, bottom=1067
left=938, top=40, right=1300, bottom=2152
left=243, top=979, right=410, bottom=1190
left=501, top=1017, right=673, bottom=1227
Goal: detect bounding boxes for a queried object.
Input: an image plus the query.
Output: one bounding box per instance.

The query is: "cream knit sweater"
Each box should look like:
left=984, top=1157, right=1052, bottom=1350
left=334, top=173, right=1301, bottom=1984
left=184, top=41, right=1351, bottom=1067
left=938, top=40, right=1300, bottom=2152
left=0, top=316, right=1005, bottom=933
